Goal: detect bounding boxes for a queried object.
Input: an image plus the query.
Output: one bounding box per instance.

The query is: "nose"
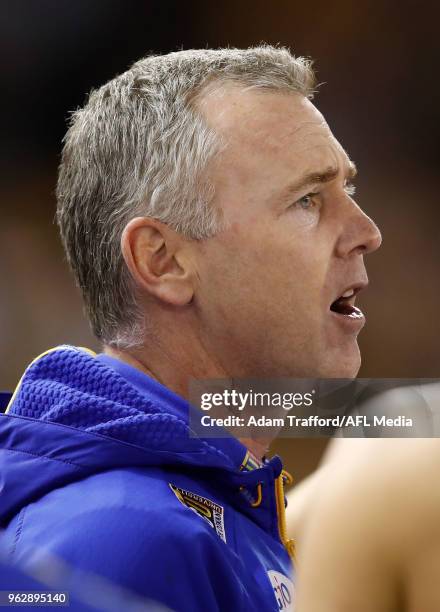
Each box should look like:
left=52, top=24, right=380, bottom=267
left=335, top=202, right=382, bottom=258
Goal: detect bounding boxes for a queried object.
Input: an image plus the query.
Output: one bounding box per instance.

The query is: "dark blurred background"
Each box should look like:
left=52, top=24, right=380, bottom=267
left=1, top=0, right=439, bottom=479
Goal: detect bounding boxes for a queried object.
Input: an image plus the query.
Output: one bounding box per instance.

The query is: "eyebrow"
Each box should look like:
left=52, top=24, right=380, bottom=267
left=276, top=161, right=358, bottom=204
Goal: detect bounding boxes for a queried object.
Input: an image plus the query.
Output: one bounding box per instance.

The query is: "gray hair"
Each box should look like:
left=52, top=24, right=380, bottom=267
left=56, top=45, right=316, bottom=347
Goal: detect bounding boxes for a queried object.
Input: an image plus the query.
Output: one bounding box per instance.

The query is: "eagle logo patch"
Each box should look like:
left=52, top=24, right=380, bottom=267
left=169, top=484, right=226, bottom=543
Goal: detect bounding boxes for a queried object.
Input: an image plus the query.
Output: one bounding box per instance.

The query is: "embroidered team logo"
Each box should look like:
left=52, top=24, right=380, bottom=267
left=169, top=484, right=226, bottom=543
left=267, top=570, right=294, bottom=611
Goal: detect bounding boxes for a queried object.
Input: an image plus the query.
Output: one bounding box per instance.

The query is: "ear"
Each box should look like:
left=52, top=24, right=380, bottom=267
left=121, top=217, right=194, bottom=306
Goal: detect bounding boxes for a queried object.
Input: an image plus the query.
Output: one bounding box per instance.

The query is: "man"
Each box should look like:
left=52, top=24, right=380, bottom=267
left=0, top=45, right=381, bottom=610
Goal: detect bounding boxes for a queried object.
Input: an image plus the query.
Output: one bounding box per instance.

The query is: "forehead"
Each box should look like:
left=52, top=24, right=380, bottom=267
left=198, top=84, right=349, bottom=183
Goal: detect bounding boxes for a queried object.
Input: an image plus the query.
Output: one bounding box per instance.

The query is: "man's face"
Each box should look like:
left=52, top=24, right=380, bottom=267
left=192, top=86, right=381, bottom=378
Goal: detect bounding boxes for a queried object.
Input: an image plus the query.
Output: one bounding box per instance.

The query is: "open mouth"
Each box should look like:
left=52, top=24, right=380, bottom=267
left=330, top=288, right=364, bottom=319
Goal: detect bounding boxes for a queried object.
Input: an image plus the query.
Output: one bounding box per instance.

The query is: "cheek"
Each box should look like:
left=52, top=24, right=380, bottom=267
left=263, top=240, right=327, bottom=302
left=195, top=243, right=272, bottom=328
left=197, top=224, right=329, bottom=323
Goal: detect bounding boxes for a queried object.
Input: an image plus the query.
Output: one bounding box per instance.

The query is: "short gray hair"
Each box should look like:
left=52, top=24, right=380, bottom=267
left=56, top=45, right=316, bottom=347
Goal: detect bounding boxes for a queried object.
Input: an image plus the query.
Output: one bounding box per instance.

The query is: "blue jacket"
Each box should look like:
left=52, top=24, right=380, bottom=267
left=0, top=346, right=295, bottom=611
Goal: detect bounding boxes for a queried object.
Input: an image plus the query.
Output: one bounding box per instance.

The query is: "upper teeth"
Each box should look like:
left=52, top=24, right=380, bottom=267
left=342, top=289, right=355, bottom=298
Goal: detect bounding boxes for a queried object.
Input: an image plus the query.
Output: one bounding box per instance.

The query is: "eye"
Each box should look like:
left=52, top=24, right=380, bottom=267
left=294, top=192, right=319, bottom=210
left=344, top=182, right=356, bottom=197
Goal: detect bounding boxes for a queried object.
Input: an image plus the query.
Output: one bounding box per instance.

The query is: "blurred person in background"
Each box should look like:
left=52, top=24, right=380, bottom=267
left=288, top=385, right=440, bottom=611
left=0, top=45, right=380, bottom=610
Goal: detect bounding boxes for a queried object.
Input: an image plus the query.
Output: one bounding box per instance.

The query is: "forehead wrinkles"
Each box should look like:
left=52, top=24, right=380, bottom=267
left=199, top=86, right=324, bottom=146
left=221, top=99, right=334, bottom=158
left=226, top=116, right=338, bottom=170
left=265, top=121, right=334, bottom=156
left=201, top=89, right=350, bottom=194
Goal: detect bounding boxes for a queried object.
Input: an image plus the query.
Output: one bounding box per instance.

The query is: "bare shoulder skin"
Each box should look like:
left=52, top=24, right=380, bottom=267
left=286, top=439, right=367, bottom=541
left=290, top=438, right=440, bottom=612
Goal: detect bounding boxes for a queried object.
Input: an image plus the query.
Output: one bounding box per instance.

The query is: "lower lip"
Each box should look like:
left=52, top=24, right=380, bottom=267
left=329, top=307, right=366, bottom=334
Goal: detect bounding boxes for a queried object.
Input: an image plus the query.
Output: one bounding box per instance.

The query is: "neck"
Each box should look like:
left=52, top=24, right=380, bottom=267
left=104, top=339, right=271, bottom=462
left=104, top=331, right=226, bottom=400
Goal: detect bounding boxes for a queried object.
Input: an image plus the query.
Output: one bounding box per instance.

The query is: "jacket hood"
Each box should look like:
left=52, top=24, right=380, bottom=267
left=0, top=346, right=271, bottom=525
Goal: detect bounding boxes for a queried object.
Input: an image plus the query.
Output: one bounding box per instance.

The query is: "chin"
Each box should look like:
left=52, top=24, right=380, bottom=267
left=321, top=343, right=361, bottom=378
